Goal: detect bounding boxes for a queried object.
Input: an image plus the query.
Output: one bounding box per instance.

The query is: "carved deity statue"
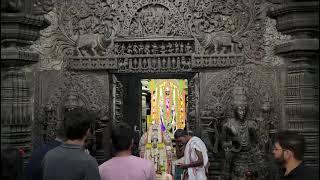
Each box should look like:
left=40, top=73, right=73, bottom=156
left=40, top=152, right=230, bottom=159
left=222, top=87, right=267, bottom=180
left=139, top=123, right=173, bottom=179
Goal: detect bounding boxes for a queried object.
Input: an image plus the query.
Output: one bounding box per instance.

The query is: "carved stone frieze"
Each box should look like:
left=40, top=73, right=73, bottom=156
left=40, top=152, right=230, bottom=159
left=32, top=0, right=270, bottom=72
left=192, top=54, right=244, bottom=68
left=200, top=65, right=282, bottom=126
left=187, top=73, right=199, bottom=135
left=261, top=17, right=290, bottom=66
left=117, top=55, right=192, bottom=73
left=67, top=56, right=117, bottom=70
left=114, top=38, right=194, bottom=55
left=118, top=0, right=190, bottom=37
left=198, top=64, right=284, bottom=179
left=38, top=72, right=109, bottom=141
left=112, top=75, right=124, bottom=124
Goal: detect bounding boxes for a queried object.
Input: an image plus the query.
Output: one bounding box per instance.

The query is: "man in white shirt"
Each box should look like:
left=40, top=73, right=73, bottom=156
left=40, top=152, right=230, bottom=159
left=174, top=129, right=209, bottom=180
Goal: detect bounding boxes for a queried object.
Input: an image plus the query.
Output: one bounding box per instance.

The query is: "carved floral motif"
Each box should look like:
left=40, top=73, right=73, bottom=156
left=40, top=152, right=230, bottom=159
left=39, top=71, right=109, bottom=141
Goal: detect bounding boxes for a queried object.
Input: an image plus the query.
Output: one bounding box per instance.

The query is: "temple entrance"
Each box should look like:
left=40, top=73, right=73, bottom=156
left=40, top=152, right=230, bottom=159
left=111, top=74, right=196, bottom=150
left=141, top=79, right=188, bottom=137
left=111, top=73, right=197, bottom=178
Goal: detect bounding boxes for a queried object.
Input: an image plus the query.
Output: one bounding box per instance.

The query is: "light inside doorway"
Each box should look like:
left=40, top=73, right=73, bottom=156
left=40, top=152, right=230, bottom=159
left=141, top=79, right=188, bottom=138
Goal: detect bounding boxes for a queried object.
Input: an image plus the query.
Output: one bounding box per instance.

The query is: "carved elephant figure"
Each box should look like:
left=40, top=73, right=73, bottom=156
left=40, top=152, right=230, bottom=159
left=76, top=33, right=102, bottom=56
left=75, top=26, right=113, bottom=56
left=198, top=31, right=240, bottom=54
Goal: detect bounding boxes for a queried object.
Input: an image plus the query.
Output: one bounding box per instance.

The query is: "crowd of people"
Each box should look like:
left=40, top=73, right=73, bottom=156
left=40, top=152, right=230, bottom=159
left=1, top=107, right=318, bottom=180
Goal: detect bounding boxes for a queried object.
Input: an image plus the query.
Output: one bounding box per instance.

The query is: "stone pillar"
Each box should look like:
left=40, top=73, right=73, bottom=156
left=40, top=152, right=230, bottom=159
left=268, top=1, right=319, bottom=169
left=1, top=0, right=50, bottom=162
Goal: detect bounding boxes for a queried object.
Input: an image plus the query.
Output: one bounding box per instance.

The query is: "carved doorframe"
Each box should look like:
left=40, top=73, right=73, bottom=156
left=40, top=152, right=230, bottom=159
left=66, top=34, right=245, bottom=138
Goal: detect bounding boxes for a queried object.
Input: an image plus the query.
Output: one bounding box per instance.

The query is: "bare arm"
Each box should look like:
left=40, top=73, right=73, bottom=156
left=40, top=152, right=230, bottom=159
left=178, top=149, right=204, bottom=169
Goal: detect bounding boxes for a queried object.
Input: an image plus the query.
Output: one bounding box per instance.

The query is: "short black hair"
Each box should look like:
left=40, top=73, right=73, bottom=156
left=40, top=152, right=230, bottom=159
left=111, top=123, right=133, bottom=152
left=174, top=129, right=188, bottom=139
left=275, top=130, right=305, bottom=160
left=63, top=108, right=95, bottom=140
left=1, top=146, right=24, bottom=180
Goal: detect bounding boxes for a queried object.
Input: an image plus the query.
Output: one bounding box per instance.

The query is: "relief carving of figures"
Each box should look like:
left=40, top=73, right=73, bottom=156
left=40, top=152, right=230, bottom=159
left=180, top=56, right=191, bottom=70
left=118, top=58, right=129, bottom=71
left=145, top=42, right=151, bottom=54
left=197, top=31, right=242, bottom=55
left=74, top=24, right=113, bottom=56
left=198, top=65, right=283, bottom=179
left=41, top=72, right=109, bottom=140
left=31, top=0, right=119, bottom=70
left=256, top=94, right=274, bottom=154
left=221, top=86, right=268, bottom=180
left=120, top=1, right=188, bottom=37
left=32, top=0, right=268, bottom=70
left=201, top=102, right=226, bottom=154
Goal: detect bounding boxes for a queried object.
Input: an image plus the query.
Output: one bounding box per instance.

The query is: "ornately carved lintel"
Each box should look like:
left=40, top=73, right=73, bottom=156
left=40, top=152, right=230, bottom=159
left=192, top=54, right=245, bottom=68
left=66, top=56, right=117, bottom=70
left=66, top=54, right=245, bottom=71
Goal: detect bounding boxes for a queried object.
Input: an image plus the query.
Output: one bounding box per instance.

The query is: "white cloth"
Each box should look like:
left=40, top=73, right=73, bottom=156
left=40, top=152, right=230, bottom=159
left=184, top=136, right=209, bottom=180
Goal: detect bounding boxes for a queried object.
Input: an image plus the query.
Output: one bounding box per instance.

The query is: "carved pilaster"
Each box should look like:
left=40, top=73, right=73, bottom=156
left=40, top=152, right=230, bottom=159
left=1, top=68, right=32, bottom=160
left=1, top=0, right=50, bottom=162
left=268, top=0, right=319, bottom=169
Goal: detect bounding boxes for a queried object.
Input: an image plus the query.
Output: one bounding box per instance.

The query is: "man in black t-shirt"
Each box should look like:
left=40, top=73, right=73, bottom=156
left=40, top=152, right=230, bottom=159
left=272, top=130, right=318, bottom=180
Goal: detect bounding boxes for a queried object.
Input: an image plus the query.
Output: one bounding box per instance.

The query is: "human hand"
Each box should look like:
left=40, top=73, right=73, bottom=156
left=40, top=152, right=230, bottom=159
left=177, top=163, right=188, bottom=169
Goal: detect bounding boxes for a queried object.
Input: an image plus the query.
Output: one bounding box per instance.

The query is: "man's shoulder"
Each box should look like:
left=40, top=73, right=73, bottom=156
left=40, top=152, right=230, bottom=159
left=32, top=140, right=61, bottom=154
left=302, top=166, right=318, bottom=179
left=284, top=164, right=319, bottom=180
left=190, top=136, right=205, bottom=144
left=43, top=145, right=62, bottom=159
left=100, top=156, right=152, bottom=168
left=131, top=156, right=153, bottom=164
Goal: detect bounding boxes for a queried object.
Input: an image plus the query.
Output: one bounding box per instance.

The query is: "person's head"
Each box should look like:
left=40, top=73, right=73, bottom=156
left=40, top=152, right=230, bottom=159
left=63, top=107, right=95, bottom=141
left=174, top=129, right=190, bottom=145
left=273, top=130, right=305, bottom=165
left=111, top=122, right=133, bottom=152
left=1, top=146, right=24, bottom=180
